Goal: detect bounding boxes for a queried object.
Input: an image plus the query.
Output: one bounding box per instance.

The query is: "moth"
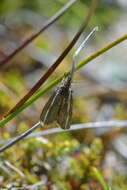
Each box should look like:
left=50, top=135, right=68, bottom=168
left=40, top=62, right=75, bottom=129
left=40, top=27, right=98, bottom=129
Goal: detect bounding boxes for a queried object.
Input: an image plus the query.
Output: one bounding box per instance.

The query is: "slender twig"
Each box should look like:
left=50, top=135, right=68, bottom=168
left=0, top=163, right=13, bottom=176
left=0, top=120, right=127, bottom=153
left=3, top=160, right=25, bottom=177
left=24, top=178, right=47, bottom=190
left=0, top=122, right=41, bottom=152
left=0, top=159, right=13, bottom=177
left=0, top=33, right=126, bottom=127
left=0, top=0, right=78, bottom=67
left=16, top=178, right=47, bottom=190
left=4, top=0, right=97, bottom=117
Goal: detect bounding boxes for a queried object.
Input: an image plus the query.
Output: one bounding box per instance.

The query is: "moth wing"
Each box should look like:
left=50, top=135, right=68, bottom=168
left=56, top=90, right=73, bottom=129
left=40, top=89, right=62, bottom=125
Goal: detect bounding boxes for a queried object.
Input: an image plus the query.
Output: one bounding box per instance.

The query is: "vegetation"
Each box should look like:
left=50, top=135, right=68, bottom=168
left=0, top=0, right=127, bottom=189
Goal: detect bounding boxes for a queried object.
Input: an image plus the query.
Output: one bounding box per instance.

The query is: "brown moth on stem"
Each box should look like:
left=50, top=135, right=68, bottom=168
left=40, top=27, right=98, bottom=129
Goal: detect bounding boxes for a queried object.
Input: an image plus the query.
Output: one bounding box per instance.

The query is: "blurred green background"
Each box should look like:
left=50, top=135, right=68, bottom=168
left=0, top=0, right=127, bottom=189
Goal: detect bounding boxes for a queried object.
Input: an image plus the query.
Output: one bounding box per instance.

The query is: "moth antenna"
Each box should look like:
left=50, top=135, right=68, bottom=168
left=70, top=26, right=99, bottom=81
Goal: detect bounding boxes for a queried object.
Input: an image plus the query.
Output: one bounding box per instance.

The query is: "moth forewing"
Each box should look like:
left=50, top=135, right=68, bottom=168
left=56, top=84, right=73, bottom=129
left=62, top=89, right=73, bottom=129
left=66, top=90, right=73, bottom=129
left=40, top=88, right=63, bottom=125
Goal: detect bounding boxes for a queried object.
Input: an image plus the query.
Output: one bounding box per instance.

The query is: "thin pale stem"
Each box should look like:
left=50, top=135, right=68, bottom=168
left=0, top=165, right=13, bottom=177
left=70, top=26, right=98, bottom=81
left=0, top=120, right=127, bottom=153
left=0, top=122, right=41, bottom=152
left=3, top=160, right=25, bottom=177
left=74, top=26, right=98, bottom=57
